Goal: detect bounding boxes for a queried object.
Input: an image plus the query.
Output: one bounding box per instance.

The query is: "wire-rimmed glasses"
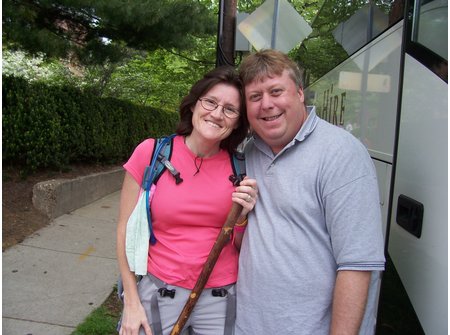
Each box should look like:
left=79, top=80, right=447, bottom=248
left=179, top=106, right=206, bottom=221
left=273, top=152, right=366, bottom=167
left=198, top=98, right=240, bottom=119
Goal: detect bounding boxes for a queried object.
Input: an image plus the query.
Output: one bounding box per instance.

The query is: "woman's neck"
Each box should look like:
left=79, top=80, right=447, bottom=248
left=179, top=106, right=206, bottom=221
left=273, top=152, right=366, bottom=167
left=184, top=135, right=220, bottom=158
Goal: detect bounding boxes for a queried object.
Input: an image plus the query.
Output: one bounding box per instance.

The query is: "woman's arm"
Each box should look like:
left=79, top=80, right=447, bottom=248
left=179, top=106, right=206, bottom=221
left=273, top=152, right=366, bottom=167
left=116, top=172, right=153, bottom=335
left=231, top=177, right=258, bottom=250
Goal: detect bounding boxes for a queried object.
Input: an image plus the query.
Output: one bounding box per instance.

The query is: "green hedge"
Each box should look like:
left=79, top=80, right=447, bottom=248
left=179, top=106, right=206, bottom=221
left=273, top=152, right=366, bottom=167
left=3, top=76, right=179, bottom=172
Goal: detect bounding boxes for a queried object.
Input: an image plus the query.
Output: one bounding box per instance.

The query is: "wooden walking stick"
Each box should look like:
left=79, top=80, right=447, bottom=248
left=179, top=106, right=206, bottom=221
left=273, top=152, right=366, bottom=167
left=169, top=202, right=243, bottom=335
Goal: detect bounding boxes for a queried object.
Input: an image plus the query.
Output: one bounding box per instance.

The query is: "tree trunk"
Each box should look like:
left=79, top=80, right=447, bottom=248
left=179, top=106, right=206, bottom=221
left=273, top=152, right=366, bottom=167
left=216, top=0, right=237, bottom=67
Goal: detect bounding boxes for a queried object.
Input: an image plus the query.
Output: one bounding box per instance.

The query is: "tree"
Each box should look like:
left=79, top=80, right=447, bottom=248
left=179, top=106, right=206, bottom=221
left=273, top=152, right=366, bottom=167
left=2, top=48, right=73, bottom=84
left=216, top=0, right=237, bottom=66
left=3, top=0, right=217, bottom=65
left=102, top=45, right=216, bottom=112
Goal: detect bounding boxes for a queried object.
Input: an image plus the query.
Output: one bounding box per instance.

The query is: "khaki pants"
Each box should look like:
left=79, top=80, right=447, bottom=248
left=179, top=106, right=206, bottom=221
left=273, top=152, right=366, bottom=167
left=137, top=274, right=236, bottom=335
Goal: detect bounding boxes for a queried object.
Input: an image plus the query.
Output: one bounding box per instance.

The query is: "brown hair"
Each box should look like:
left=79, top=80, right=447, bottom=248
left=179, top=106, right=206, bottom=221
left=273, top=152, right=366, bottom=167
left=176, top=66, right=248, bottom=153
left=239, top=49, right=304, bottom=89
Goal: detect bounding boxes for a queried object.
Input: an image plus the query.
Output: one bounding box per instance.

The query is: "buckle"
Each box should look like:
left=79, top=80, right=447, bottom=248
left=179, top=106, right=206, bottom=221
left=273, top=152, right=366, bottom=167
left=229, top=174, right=245, bottom=186
left=211, top=288, right=228, bottom=297
left=158, top=288, right=176, bottom=298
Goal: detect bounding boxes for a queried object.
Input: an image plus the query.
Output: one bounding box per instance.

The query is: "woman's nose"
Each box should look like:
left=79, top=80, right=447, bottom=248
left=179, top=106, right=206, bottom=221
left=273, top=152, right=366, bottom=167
left=210, top=105, right=224, bottom=118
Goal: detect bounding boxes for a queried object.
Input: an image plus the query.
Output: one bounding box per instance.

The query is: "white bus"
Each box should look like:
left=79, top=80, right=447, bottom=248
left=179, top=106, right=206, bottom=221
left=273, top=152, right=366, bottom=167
left=303, top=0, right=447, bottom=333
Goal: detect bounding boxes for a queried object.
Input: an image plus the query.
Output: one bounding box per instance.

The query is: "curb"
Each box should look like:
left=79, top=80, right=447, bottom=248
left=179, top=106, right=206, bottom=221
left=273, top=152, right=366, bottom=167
left=32, top=167, right=125, bottom=220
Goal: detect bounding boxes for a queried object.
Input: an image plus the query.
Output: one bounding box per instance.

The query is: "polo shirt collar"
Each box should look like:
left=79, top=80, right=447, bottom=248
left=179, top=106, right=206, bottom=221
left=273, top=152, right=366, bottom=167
left=295, top=106, right=318, bottom=143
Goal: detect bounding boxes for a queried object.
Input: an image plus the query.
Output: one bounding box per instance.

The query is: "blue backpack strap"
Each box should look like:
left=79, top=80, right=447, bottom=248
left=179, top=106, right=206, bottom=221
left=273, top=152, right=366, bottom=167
left=142, top=134, right=179, bottom=245
left=142, top=134, right=176, bottom=189
left=229, top=150, right=246, bottom=186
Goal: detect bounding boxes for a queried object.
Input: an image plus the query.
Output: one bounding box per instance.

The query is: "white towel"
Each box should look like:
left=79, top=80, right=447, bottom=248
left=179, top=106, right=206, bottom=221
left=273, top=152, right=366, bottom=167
left=125, top=185, right=156, bottom=276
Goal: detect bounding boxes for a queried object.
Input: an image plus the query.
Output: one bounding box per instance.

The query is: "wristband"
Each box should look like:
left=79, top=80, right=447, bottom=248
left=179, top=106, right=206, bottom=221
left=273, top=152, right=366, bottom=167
left=234, top=217, right=248, bottom=233
left=235, top=217, right=248, bottom=227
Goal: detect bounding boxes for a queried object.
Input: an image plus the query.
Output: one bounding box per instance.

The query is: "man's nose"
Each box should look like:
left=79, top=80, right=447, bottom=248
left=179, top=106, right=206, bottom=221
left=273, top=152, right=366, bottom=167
left=261, top=94, right=274, bottom=109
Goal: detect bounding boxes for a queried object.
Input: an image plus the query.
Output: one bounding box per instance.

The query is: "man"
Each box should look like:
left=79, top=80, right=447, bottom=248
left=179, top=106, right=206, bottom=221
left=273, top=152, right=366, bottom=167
left=235, top=49, right=385, bottom=335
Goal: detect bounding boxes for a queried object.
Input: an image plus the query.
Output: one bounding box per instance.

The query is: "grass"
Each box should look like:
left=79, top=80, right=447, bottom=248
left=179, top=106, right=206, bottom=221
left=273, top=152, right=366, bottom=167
left=71, top=287, right=122, bottom=335
left=71, top=307, right=118, bottom=335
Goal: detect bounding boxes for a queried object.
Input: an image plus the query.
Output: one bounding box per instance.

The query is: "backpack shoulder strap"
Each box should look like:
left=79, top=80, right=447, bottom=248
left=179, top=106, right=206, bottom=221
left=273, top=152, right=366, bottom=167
left=155, top=135, right=183, bottom=185
left=229, top=150, right=246, bottom=186
left=142, top=134, right=180, bottom=191
left=142, top=134, right=179, bottom=245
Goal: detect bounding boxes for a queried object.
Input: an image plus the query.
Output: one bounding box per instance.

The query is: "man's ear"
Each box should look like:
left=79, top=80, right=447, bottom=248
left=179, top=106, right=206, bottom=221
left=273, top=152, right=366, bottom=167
left=297, top=87, right=305, bottom=103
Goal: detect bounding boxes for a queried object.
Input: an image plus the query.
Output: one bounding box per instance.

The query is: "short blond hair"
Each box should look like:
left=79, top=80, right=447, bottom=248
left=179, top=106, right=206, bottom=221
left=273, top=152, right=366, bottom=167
left=239, top=49, right=304, bottom=88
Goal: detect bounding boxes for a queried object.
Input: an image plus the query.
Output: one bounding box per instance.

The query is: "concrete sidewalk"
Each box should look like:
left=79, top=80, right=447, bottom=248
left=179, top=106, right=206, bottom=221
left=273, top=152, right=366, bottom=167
left=3, top=191, right=121, bottom=335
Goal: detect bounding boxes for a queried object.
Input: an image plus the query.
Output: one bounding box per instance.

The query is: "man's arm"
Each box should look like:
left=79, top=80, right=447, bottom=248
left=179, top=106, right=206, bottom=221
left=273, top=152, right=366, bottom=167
left=330, top=270, right=371, bottom=335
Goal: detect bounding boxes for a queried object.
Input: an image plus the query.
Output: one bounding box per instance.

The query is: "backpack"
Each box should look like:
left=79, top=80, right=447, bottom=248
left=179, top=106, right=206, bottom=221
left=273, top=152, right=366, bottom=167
left=143, top=133, right=246, bottom=245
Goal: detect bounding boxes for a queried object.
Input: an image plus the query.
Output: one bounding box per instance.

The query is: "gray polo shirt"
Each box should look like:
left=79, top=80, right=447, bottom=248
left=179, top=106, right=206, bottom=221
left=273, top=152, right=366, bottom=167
left=235, top=107, right=385, bottom=335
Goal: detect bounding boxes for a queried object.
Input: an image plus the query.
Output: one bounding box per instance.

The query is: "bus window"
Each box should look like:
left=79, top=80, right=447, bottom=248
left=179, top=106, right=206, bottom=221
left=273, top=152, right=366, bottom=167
left=298, top=0, right=404, bottom=85
left=405, top=0, right=448, bottom=81
left=413, top=0, right=448, bottom=60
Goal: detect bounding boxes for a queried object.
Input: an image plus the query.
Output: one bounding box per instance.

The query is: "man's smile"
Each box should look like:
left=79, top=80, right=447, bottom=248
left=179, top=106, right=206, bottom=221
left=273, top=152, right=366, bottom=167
left=261, top=113, right=282, bottom=122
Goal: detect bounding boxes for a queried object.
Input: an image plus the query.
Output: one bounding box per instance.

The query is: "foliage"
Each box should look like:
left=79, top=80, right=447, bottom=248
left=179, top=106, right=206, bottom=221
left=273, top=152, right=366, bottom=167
left=238, top=0, right=264, bottom=13
left=2, top=40, right=217, bottom=116
left=70, top=306, right=118, bottom=335
left=2, top=48, right=76, bottom=85
left=102, top=39, right=217, bottom=111
left=293, top=35, right=348, bottom=85
left=3, top=75, right=179, bottom=174
left=2, top=0, right=221, bottom=117
left=3, top=0, right=217, bottom=65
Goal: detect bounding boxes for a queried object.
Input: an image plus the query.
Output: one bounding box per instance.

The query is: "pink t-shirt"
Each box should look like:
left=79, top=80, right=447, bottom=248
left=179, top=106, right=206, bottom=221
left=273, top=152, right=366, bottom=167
left=123, top=135, right=239, bottom=289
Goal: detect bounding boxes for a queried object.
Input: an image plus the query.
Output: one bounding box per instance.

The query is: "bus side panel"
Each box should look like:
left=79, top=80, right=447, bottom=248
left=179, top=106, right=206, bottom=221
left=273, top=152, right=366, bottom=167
left=388, top=54, right=448, bottom=334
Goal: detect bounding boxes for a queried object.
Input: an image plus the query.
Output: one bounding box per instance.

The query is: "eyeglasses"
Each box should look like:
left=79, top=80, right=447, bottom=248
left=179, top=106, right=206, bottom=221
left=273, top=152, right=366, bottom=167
left=198, top=98, right=240, bottom=119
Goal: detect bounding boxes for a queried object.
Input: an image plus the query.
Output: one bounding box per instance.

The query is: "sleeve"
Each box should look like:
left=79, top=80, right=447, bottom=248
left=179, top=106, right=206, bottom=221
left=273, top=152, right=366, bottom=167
left=323, top=137, right=385, bottom=271
left=123, top=138, right=155, bottom=187
left=325, top=174, right=385, bottom=271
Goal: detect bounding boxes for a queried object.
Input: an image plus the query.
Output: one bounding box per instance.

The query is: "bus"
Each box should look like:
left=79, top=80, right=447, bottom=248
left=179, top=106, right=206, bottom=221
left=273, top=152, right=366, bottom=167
left=303, top=0, right=448, bottom=334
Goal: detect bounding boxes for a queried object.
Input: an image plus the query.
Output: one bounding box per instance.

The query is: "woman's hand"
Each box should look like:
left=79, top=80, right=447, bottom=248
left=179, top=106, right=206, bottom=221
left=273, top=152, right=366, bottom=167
left=232, top=176, right=258, bottom=217
left=119, top=300, right=152, bottom=335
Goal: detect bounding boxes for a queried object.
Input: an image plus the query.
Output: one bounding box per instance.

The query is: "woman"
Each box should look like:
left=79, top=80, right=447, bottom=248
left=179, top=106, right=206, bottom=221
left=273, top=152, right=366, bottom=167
left=117, top=66, right=257, bottom=335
